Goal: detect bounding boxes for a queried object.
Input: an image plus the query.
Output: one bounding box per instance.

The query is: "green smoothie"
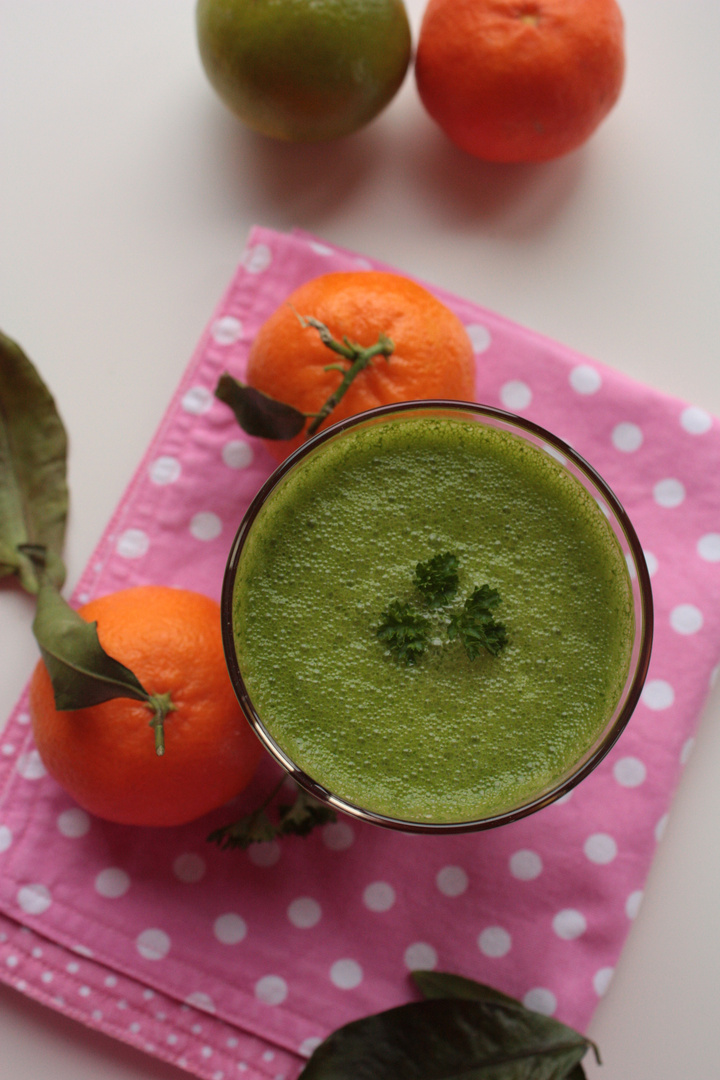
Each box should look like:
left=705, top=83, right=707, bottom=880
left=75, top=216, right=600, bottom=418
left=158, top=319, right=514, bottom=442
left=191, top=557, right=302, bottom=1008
left=231, top=411, right=635, bottom=824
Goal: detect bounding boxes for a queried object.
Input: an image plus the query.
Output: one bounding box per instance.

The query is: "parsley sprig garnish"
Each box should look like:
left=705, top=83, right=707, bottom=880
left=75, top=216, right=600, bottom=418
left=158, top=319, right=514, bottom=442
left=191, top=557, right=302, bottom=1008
left=377, top=553, right=507, bottom=665
left=413, top=551, right=459, bottom=607
left=448, top=584, right=508, bottom=659
left=376, top=600, right=430, bottom=665
left=207, top=777, right=336, bottom=851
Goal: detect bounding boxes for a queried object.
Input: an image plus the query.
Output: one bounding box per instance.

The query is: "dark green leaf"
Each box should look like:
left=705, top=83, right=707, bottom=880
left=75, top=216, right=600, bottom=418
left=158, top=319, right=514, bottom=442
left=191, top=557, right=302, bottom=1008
left=277, top=785, right=337, bottom=836
left=413, top=972, right=600, bottom=1073
left=32, top=581, right=149, bottom=709
left=207, top=807, right=277, bottom=851
left=0, top=331, right=69, bottom=593
left=414, top=552, right=459, bottom=608
left=377, top=600, right=429, bottom=665
left=448, top=584, right=508, bottom=660
left=207, top=779, right=335, bottom=851
left=214, top=373, right=307, bottom=440
left=412, top=970, right=523, bottom=1010
left=298, top=996, right=595, bottom=1080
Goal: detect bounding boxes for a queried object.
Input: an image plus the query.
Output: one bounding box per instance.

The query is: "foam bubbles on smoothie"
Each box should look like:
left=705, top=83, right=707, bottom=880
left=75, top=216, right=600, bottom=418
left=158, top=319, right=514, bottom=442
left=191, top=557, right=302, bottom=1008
left=233, top=414, right=635, bottom=823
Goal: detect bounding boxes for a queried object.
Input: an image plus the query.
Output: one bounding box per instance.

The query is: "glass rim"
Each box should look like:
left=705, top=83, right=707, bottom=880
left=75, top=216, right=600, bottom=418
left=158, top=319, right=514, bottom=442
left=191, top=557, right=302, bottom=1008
left=221, top=399, right=654, bottom=834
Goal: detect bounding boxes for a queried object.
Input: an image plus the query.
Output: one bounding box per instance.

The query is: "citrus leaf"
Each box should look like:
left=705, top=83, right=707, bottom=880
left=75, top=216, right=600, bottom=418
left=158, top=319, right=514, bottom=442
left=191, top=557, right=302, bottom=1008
left=412, top=971, right=600, bottom=1072
left=215, top=373, right=307, bottom=440
left=0, top=331, right=69, bottom=593
left=298, top=996, right=596, bottom=1080
left=32, top=582, right=149, bottom=710
left=411, top=970, right=523, bottom=1010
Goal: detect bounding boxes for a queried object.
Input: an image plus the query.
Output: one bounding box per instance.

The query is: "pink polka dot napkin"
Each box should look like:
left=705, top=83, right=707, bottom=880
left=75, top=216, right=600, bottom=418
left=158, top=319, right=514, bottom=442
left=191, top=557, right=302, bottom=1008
left=2, top=226, right=720, bottom=1080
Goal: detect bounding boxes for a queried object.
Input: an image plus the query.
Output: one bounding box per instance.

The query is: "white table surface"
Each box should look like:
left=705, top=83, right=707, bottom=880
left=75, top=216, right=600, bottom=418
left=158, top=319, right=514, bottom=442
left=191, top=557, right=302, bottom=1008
left=2, top=1, right=719, bottom=1076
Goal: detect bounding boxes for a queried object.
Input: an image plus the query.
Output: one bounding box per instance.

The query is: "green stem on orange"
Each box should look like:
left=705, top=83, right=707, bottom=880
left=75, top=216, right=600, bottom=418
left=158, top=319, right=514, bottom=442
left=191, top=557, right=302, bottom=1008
left=145, top=692, right=177, bottom=757
left=291, top=309, right=394, bottom=437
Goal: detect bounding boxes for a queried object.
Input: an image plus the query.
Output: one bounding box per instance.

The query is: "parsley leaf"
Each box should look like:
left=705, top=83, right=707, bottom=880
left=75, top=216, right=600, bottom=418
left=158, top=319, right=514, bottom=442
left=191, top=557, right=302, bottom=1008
left=207, top=779, right=336, bottom=851
left=414, top=552, right=459, bottom=608
left=377, top=600, right=429, bottom=665
left=206, top=807, right=277, bottom=851
left=447, top=584, right=508, bottom=660
left=276, top=786, right=337, bottom=837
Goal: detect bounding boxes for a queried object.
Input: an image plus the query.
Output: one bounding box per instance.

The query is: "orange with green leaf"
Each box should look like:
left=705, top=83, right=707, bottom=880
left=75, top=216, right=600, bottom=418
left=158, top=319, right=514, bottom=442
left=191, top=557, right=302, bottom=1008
left=215, top=270, right=477, bottom=460
left=28, top=585, right=264, bottom=827
left=0, top=332, right=264, bottom=827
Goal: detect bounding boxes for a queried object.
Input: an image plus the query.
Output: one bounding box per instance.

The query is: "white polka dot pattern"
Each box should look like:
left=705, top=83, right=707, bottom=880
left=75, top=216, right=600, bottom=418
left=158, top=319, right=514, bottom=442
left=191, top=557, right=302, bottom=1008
left=642, top=680, right=675, bottom=711
left=436, top=866, right=469, bottom=896
left=612, top=422, right=643, bottom=452
left=329, top=958, right=363, bottom=989
left=509, top=850, right=543, bottom=881
left=680, top=406, right=712, bottom=434
left=670, top=604, right=703, bottom=635
left=181, top=385, right=213, bottom=415
left=248, top=840, right=281, bottom=867
left=404, top=943, right=437, bottom=971
left=465, top=323, right=492, bottom=353
left=189, top=511, right=222, bottom=542
left=362, top=882, right=396, bottom=912
left=552, top=909, right=587, bottom=941
left=95, top=868, right=131, bottom=899
left=173, top=853, right=206, bottom=884
left=287, top=897, right=322, bottom=928
left=210, top=316, right=242, bottom=345
left=15, top=750, right=46, bottom=780
left=654, top=477, right=685, bottom=508
left=625, top=890, right=643, bottom=919
left=593, top=967, right=614, bottom=996
left=321, top=821, right=354, bottom=850
left=523, top=987, right=557, bottom=1016
left=583, top=834, right=618, bottom=865
left=255, top=974, right=288, bottom=1005
left=569, top=365, right=602, bottom=395
left=1, top=227, right=720, bottom=1073
left=500, top=380, right=532, bottom=411
left=478, top=927, right=512, bottom=957
left=115, top=528, right=149, bottom=559
left=17, top=884, right=52, bottom=915
left=698, top=533, right=720, bottom=561
left=222, top=439, right=254, bottom=470
left=213, top=914, right=247, bottom=945
left=136, top=929, right=171, bottom=961
left=148, top=456, right=181, bottom=485
left=614, top=756, right=647, bottom=788
left=57, top=808, right=91, bottom=838
left=243, top=244, right=272, bottom=275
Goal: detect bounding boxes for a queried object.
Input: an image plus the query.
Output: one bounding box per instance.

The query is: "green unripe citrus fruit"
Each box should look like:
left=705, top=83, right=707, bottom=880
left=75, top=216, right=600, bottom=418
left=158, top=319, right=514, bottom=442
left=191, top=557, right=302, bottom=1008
left=195, top=0, right=412, bottom=142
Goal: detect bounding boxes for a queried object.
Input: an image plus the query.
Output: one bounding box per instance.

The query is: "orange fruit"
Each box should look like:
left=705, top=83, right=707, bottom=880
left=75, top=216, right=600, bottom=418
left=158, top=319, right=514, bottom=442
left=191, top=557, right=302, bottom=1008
left=29, top=586, right=264, bottom=828
left=195, top=0, right=412, bottom=142
left=415, top=0, right=625, bottom=163
left=246, top=270, right=476, bottom=460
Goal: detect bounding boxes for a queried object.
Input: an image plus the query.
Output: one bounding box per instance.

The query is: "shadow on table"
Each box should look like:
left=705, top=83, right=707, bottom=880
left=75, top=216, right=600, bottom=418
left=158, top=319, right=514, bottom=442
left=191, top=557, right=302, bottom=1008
left=199, top=99, right=589, bottom=240
left=397, top=118, right=589, bottom=238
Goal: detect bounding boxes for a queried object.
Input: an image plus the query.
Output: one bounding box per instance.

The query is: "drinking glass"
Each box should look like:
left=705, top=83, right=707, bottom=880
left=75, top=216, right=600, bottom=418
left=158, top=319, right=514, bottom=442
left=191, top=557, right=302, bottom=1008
left=221, top=401, right=654, bottom=833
